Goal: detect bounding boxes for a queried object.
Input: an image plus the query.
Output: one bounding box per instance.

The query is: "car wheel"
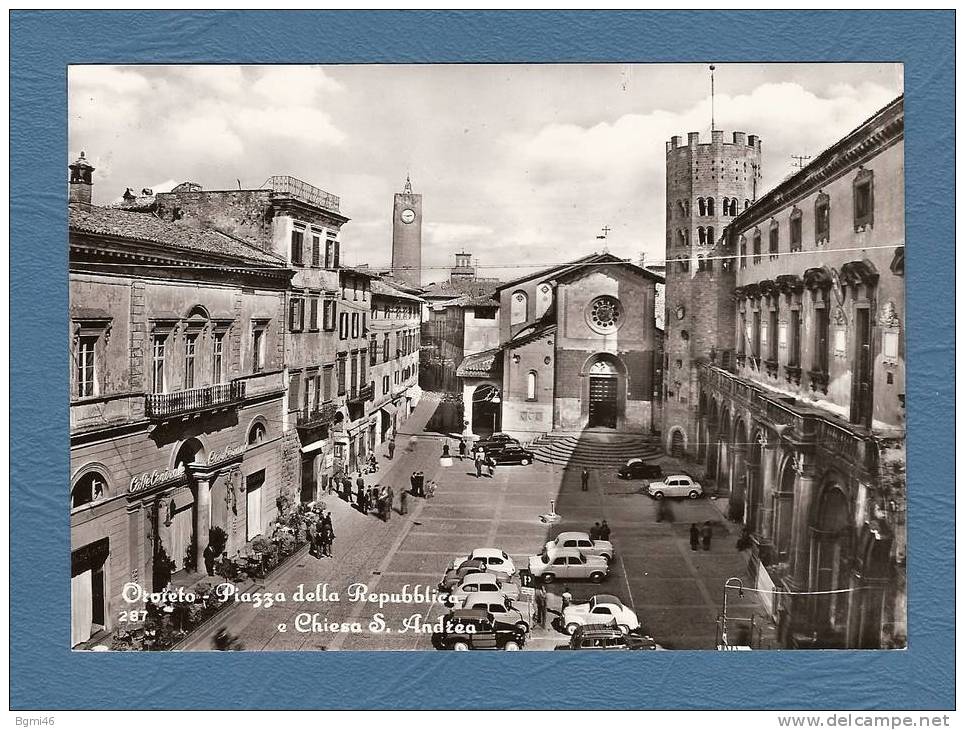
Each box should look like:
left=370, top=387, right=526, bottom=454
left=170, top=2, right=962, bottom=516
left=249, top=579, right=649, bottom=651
left=590, top=572, right=605, bottom=584
left=602, top=554, right=612, bottom=562
left=566, top=622, right=580, bottom=635
left=689, top=490, right=700, bottom=500
left=503, top=641, right=520, bottom=651
left=452, top=641, right=470, bottom=651
left=542, top=573, right=555, bottom=584
left=652, top=491, right=664, bottom=500
left=520, top=458, right=530, bottom=466
left=515, top=621, right=529, bottom=634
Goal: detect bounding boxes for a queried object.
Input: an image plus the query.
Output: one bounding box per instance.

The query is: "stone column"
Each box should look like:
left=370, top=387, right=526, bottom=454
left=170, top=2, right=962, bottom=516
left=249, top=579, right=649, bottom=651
left=194, top=476, right=212, bottom=572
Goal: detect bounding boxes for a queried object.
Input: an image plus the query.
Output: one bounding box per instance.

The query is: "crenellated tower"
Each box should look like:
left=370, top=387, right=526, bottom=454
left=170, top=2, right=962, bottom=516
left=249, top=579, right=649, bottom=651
left=662, top=130, right=762, bottom=457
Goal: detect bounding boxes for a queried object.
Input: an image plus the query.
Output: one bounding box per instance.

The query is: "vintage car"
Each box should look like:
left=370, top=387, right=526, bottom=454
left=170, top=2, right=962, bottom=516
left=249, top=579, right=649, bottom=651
left=445, top=572, right=521, bottom=608
left=461, top=591, right=531, bottom=633
left=472, top=433, right=521, bottom=456
left=448, top=548, right=517, bottom=579
left=554, top=623, right=661, bottom=651
left=647, top=474, right=704, bottom=500
left=562, top=594, right=639, bottom=635
left=545, top=531, right=614, bottom=562
left=617, top=458, right=664, bottom=480
left=527, top=546, right=609, bottom=584
left=487, top=445, right=535, bottom=466
left=437, top=558, right=489, bottom=592
left=430, top=608, right=526, bottom=651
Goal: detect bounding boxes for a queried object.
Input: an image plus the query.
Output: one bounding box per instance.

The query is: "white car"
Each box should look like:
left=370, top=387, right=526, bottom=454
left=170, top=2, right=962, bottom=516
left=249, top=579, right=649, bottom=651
left=562, top=594, right=640, bottom=635
left=445, top=572, right=521, bottom=608
left=647, top=474, right=703, bottom=500
left=448, top=548, right=517, bottom=579
left=528, top=547, right=609, bottom=584
left=545, top=531, right=614, bottom=562
left=462, top=591, right=532, bottom=633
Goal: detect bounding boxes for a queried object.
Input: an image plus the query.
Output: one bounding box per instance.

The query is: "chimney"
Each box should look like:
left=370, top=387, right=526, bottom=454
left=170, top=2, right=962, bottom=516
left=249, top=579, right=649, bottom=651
left=69, top=151, right=95, bottom=210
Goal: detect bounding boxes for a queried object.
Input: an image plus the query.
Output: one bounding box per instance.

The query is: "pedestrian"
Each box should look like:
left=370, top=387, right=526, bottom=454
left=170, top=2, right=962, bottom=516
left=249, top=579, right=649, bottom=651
left=308, top=520, right=320, bottom=559
left=689, top=523, right=700, bottom=551
left=536, top=584, right=548, bottom=629
left=475, top=458, right=483, bottom=478
left=561, top=586, right=572, bottom=610
left=442, top=440, right=451, bottom=458
left=414, top=471, right=425, bottom=497
left=701, top=521, right=713, bottom=551
left=323, top=521, right=335, bottom=558
left=487, top=456, right=495, bottom=478
left=380, top=486, right=390, bottom=522
left=458, top=439, right=467, bottom=461
left=589, top=522, right=601, bottom=541
left=387, top=439, right=395, bottom=460
left=356, top=472, right=365, bottom=494
left=581, top=468, right=589, bottom=492
left=342, top=475, right=352, bottom=501
left=409, top=472, right=417, bottom=495
left=399, top=486, right=408, bottom=515
left=599, top=520, right=611, bottom=541
left=386, top=486, right=395, bottom=520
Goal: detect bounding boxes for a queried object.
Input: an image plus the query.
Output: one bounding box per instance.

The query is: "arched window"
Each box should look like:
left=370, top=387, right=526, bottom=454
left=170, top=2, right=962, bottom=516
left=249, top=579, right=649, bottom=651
left=510, top=290, right=528, bottom=325
left=707, top=226, right=715, bottom=244
left=248, top=422, right=267, bottom=446
left=744, top=199, right=751, bottom=210
left=526, top=371, right=537, bottom=401
left=706, top=197, right=715, bottom=216
left=697, top=198, right=707, bottom=216
left=72, top=471, right=107, bottom=510
left=697, top=227, right=706, bottom=245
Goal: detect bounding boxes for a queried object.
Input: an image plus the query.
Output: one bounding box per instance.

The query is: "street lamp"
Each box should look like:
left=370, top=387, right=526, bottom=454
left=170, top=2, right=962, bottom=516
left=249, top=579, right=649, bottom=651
left=720, top=576, right=745, bottom=648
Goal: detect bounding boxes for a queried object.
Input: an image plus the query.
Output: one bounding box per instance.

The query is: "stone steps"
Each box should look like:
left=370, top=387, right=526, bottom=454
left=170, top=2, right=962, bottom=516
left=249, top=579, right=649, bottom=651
left=531, top=433, right=663, bottom=468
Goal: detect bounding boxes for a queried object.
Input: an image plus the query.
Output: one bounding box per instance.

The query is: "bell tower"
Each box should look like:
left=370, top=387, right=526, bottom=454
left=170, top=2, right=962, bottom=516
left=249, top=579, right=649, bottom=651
left=69, top=151, right=95, bottom=210
left=391, top=175, right=423, bottom=288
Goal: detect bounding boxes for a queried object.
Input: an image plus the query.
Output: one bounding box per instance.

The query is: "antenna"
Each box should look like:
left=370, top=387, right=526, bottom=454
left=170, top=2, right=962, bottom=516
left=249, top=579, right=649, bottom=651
left=710, top=64, right=716, bottom=132
left=791, top=154, right=812, bottom=171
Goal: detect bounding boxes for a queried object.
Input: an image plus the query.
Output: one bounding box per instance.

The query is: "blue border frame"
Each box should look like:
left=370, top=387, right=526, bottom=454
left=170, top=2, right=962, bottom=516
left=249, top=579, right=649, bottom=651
left=10, top=10, right=954, bottom=710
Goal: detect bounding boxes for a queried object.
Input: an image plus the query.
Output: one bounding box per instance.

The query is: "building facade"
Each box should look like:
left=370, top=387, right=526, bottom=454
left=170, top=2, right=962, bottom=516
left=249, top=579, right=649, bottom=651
left=457, top=252, right=662, bottom=441
left=661, top=130, right=762, bottom=456
left=696, top=97, right=906, bottom=648
left=69, top=164, right=291, bottom=647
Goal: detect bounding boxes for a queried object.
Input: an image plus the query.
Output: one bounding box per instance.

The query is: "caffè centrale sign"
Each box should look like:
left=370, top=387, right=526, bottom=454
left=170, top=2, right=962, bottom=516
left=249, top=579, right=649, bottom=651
left=128, top=444, right=244, bottom=494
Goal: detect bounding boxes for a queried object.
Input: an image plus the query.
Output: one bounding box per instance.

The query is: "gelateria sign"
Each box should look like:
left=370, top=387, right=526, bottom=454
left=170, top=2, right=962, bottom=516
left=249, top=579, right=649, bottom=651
left=129, top=465, right=186, bottom=494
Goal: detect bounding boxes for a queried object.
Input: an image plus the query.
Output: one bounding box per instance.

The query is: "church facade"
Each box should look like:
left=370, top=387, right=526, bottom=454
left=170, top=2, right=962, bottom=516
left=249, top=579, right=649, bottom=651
left=457, top=253, right=662, bottom=440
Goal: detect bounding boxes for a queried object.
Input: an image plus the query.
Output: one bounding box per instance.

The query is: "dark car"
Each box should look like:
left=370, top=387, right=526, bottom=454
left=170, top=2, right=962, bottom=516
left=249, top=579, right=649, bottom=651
left=431, top=608, right=526, bottom=651
left=489, top=445, right=535, bottom=466
left=438, top=558, right=489, bottom=592
left=617, top=459, right=663, bottom=480
left=472, top=433, right=521, bottom=456
left=554, top=623, right=660, bottom=650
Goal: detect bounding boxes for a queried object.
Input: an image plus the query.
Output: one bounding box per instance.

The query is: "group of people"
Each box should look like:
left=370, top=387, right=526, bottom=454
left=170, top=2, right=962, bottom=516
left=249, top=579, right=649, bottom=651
left=689, top=521, right=714, bottom=551
left=472, top=448, right=496, bottom=478
left=356, top=480, right=395, bottom=522
left=589, top=521, right=611, bottom=541
left=308, top=511, right=335, bottom=558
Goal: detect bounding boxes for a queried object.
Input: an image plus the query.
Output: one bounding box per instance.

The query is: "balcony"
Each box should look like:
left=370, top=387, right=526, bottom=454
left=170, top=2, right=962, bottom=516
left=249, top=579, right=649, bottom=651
left=267, top=175, right=340, bottom=215
left=348, top=383, right=374, bottom=404
left=296, top=401, right=337, bottom=429
left=145, top=381, right=245, bottom=420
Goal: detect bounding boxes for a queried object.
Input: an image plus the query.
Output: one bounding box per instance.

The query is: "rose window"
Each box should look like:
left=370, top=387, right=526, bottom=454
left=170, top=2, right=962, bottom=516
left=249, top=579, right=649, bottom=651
left=588, top=296, right=622, bottom=333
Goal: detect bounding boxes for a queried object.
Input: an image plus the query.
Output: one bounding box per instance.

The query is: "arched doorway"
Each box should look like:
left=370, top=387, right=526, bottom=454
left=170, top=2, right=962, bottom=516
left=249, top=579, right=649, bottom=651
left=161, top=438, right=206, bottom=577
left=472, top=384, right=501, bottom=436
left=809, top=481, right=852, bottom=645
left=670, top=429, right=685, bottom=457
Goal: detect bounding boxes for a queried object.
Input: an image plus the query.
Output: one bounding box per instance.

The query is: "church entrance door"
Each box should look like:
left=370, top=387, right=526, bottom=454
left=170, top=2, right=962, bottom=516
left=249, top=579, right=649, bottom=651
left=588, top=376, right=618, bottom=428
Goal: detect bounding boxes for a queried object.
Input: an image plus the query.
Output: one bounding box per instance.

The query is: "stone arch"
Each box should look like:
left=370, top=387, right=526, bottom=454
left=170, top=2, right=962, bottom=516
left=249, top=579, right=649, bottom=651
left=809, top=475, right=853, bottom=641
left=246, top=415, right=269, bottom=447
left=668, top=427, right=687, bottom=458
left=71, top=462, right=113, bottom=510
left=773, top=454, right=798, bottom=562
left=580, top=353, right=627, bottom=430
left=471, top=383, right=501, bottom=435
left=171, top=436, right=208, bottom=470
left=728, top=415, right=749, bottom=520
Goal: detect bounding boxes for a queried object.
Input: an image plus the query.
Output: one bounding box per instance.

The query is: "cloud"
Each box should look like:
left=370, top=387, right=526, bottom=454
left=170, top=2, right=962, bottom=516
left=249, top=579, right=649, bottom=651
left=249, top=65, right=344, bottom=103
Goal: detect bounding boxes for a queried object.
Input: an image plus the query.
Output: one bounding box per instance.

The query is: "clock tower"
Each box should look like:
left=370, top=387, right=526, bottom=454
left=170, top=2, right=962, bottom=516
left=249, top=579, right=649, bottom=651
left=391, top=175, right=423, bottom=288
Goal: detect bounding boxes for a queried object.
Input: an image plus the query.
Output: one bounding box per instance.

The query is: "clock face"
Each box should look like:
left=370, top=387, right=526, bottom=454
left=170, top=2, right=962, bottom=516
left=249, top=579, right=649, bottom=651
left=401, top=208, right=415, bottom=224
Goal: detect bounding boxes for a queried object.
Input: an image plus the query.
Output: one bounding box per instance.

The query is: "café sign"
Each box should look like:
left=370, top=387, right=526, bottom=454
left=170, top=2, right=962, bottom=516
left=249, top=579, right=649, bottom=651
left=207, top=444, right=244, bottom=466
left=129, top=465, right=186, bottom=494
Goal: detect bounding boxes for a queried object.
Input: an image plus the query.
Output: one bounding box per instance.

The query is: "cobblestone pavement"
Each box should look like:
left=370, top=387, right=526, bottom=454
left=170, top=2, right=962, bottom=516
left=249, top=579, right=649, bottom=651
left=183, top=396, right=775, bottom=651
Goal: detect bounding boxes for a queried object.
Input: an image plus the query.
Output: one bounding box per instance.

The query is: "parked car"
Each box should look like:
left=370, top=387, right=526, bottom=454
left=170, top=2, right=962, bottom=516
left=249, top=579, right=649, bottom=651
left=461, top=591, right=531, bottom=633
left=448, top=548, right=517, bottom=579
left=545, top=531, right=613, bottom=562
left=528, top=547, right=609, bottom=584
left=554, top=623, right=661, bottom=650
left=438, top=558, right=489, bottom=592
left=617, top=458, right=664, bottom=480
left=445, top=572, right=521, bottom=608
left=647, top=474, right=703, bottom=500
left=431, top=608, right=526, bottom=651
left=472, top=433, right=521, bottom=456
left=562, top=594, right=639, bottom=635
left=487, top=445, right=535, bottom=466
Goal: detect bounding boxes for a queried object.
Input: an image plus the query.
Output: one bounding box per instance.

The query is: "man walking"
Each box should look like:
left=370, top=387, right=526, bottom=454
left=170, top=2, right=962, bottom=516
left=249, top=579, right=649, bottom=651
left=600, top=520, right=611, bottom=541
left=487, top=455, right=495, bottom=478
left=700, top=521, right=713, bottom=551
left=581, top=468, right=590, bottom=492
left=458, top=438, right=467, bottom=461
left=399, top=486, right=408, bottom=516
left=475, top=454, right=483, bottom=479
left=689, top=523, right=700, bottom=552
left=536, top=584, right=548, bottom=629
left=322, top=514, right=335, bottom=558
left=589, top=522, right=601, bottom=540
left=387, top=438, right=395, bottom=460
left=386, top=486, right=395, bottom=520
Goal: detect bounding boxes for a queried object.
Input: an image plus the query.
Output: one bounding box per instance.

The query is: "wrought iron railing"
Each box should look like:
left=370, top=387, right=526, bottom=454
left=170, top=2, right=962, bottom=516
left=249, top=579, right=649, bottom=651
left=266, top=175, right=340, bottom=214
left=145, top=381, right=245, bottom=419
left=296, top=401, right=337, bottom=428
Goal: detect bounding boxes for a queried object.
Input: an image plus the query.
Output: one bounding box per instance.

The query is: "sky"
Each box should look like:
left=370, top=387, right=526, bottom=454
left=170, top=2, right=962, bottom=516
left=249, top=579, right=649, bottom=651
left=69, top=63, right=902, bottom=282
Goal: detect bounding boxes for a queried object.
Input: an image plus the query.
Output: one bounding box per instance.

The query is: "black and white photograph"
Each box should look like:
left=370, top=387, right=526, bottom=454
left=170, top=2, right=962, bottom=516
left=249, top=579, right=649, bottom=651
left=67, top=62, right=906, bottom=653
